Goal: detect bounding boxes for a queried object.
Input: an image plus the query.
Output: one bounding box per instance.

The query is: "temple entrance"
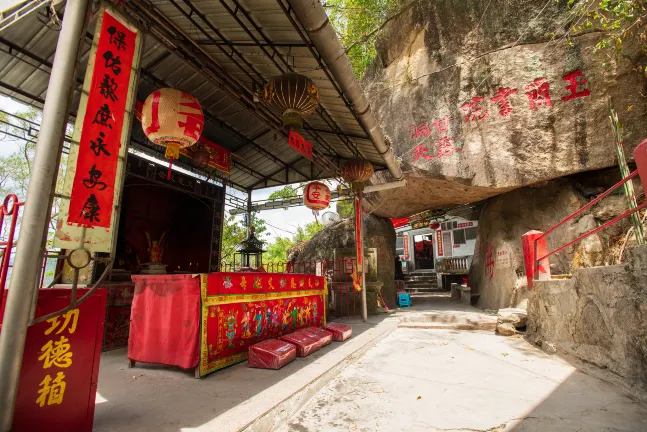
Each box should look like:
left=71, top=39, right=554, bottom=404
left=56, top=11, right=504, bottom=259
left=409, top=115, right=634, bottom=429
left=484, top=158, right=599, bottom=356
left=413, top=234, right=435, bottom=270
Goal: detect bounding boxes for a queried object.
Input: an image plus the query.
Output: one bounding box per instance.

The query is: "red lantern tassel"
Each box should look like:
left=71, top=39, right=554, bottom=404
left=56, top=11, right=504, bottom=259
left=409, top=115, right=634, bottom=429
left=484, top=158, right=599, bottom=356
left=167, top=156, right=174, bottom=180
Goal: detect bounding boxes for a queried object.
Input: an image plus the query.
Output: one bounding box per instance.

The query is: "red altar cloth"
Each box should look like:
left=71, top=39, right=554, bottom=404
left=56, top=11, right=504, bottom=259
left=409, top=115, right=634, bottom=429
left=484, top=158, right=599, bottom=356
left=129, top=274, right=201, bottom=369
left=128, top=272, right=326, bottom=377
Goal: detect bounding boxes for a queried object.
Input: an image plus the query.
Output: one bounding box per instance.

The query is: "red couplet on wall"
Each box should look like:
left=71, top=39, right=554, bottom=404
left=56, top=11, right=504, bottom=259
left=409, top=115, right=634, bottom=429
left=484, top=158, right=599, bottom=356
left=0, top=288, right=107, bottom=432
left=67, top=10, right=137, bottom=228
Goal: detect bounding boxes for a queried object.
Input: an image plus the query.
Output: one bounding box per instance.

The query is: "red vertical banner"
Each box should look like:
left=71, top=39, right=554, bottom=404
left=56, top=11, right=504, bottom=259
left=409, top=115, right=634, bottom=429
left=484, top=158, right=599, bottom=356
left=436, top=230, right=444, bottom=256
left=67, top=11, right=137, bottom=228
left=403, top=234, right=409, bottom=260
left=355, top=195, right=362, bottom=272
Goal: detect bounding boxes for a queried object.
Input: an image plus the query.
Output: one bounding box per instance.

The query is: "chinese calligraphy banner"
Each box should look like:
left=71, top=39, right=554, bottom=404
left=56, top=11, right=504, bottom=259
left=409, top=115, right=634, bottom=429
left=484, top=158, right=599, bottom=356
left=1, top=288, right=107, bottom=432
left=194, top=136, right=232, bottom=174
left=288, top=129, right=313, bottom=159
left=55, top=7, right=142, bottom=252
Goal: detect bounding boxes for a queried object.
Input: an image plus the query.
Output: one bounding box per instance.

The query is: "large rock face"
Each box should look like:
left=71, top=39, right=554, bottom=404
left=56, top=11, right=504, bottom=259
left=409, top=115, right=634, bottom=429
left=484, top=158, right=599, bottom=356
left=363, top=0, right=647, bottom=218
left=469, top=168, right=635, bottom=310
left=290, top=215, right=397, bottom=309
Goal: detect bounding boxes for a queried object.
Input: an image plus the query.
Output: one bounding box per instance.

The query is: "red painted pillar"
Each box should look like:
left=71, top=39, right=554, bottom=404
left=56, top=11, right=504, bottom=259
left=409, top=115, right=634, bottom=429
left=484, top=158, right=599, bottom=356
left=521, top=230, right=551, bottom=290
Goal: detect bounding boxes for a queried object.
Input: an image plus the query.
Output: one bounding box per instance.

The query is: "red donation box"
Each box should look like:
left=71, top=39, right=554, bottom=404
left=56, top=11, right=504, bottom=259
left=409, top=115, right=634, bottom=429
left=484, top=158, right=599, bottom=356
left=0, top=288, right=107, bottom=432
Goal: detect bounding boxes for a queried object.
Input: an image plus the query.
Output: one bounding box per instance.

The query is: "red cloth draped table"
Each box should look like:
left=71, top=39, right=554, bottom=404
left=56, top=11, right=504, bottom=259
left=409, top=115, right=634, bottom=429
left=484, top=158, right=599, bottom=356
left=128, top=272, right=327, bottom=377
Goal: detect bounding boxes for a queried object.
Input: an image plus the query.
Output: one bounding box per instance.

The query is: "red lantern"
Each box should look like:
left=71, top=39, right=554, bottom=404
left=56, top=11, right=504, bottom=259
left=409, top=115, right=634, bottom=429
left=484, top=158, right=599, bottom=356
left=429, top=222, right=440, bottom=230
left=141, top=88, right=204, bottom=179
left=303, top=181, right=331, bottom=211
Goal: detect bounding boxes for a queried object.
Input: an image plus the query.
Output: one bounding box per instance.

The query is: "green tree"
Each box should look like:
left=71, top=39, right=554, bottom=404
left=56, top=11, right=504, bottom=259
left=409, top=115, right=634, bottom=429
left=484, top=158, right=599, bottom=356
left=220, top=212, right=269, bottom=264
left=336, top=199, right=354, bottom=218
left=267, top=184, right=300, bottom=201
left=325, top=0, right=401, bottom=78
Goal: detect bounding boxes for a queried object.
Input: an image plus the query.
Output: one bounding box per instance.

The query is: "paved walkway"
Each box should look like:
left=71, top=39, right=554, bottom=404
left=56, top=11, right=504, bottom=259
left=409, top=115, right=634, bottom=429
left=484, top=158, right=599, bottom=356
left=277, top=327, right=647, bottom=431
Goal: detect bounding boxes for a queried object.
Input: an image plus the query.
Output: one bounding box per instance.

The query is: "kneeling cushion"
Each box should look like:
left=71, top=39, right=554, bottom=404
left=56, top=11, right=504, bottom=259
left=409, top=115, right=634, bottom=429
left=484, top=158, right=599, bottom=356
left=324, top=322, right=353, bottom=341
left=248, top=338, right=297, bottom=369
left=297, top=327, right=333, bottom=349
left=279, top=332, right=320, bottom=357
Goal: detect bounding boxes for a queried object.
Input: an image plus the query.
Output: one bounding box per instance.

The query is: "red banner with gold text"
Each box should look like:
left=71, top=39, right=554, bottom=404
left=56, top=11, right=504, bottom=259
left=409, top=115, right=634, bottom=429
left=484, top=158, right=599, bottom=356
left=67, top=11, right=137, bottom=228
left=288, top=130, right=313, bottom=159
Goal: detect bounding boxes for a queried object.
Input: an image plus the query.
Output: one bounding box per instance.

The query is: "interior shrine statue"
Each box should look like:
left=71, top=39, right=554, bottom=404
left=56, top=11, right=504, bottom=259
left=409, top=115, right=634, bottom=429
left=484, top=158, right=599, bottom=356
left=145, top=229, right=168, bottom=264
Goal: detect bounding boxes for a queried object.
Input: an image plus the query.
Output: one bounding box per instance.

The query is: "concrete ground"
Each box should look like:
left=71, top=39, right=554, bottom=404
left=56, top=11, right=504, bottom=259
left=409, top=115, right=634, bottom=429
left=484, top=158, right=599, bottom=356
left=277, top=327, right=647, bottom=432
left=93, top=314, right=397, bottom=432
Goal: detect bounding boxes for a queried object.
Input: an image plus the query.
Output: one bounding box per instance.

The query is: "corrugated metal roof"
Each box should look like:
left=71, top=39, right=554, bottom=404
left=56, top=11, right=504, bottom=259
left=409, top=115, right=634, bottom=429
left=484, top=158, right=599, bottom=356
left=0, top=0, right=386, bottom=192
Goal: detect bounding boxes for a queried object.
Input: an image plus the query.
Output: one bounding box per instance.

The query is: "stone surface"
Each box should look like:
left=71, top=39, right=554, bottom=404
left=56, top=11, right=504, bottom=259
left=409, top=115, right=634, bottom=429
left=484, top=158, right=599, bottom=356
left=497, top=308, right=528, bottom=329
left=276, top=328, right=647, bottom=432
left=542, top=341, right=557, bottom=355
left=468, top=171, right=632, bottom=310
left=291, top=215, right=397, bottom=309
left=496, top=322, right=516, bottom=336
left=527, top=244, right=647, bottom=400
left=361, top=0, right=647, bottom=217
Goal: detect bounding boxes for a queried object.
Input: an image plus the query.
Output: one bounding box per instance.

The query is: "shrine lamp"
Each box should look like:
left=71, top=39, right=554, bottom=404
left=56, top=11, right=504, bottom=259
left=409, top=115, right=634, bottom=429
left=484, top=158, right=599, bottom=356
left=234, top=226, right=266, bottom=270
left=263, top=72, right=320, bottom=131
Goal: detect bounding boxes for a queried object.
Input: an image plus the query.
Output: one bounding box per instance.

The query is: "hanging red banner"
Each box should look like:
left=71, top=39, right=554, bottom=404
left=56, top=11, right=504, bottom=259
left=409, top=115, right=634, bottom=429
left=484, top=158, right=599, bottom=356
left=195, top=136, right=232, bottom=174
left=288, top=129, right=313, bottom=159
left=437, top=230, right=444, bottom=256
left=403, top=234, right=409, bottom=259
left=67, top=11, right=137, bottom=228
left=355, top=195, right=362, bottom=269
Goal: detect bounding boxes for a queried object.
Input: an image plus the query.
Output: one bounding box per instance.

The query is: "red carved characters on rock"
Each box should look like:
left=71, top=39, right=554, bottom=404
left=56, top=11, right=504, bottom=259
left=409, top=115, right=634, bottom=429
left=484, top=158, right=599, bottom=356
left=434, top=136, right=460, bottom=158
left=409, top=121, right=431, bottom=140
left=411, top=143, right=434, bottom=162
left=525, top=78, right=552, bottom=110
left=561, top=69, right=590, bottom=102
left=432, top=116, right=452, bottom=134
left=490, top=87, right=518, bottom=117
left=460, top=96, right=488, bottom=122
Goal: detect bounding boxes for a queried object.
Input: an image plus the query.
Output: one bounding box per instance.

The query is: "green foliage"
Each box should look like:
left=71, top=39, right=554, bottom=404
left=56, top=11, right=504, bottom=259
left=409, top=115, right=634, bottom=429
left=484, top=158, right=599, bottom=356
left=261, top=220, right=324, bottom=264
left=267, top=184, right=300, bottom=202
left=325, top=0, right=399, bottom=78
left=563, top=0, right=647, bottom=62
left=221, top=212, right=269, bottom=264
left=336, top=199, right=355, bottom=218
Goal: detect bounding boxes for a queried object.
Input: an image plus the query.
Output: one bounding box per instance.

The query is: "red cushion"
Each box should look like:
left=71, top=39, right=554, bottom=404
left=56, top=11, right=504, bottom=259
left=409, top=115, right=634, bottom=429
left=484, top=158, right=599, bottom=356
left=296, top=327, right=333, bottom=348
left=324, top=322, right=352, bottom=341
left=248, top=339, right=296, bottom=369
left=279, top=332, right=321, bottom=357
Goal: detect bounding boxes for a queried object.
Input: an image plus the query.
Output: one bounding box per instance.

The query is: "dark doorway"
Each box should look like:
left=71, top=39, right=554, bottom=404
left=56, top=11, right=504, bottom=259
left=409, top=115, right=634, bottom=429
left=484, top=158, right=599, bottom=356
left=413, top=234, right=434, bottom=270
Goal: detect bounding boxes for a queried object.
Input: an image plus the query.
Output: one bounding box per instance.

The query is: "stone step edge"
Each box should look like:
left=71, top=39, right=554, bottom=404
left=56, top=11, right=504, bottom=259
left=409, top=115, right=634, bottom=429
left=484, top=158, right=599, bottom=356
left=240, top=322, right=396, bottom=432
left=398, top=322, right=497, bottom=331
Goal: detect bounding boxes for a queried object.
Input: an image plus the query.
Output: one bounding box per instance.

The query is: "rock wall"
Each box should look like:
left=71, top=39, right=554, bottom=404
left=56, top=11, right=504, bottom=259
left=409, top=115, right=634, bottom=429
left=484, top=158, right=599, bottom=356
left=527, top=244, right=647, bottom=400
left=290, top=215, right=397, bottom=309
left=363, top=0, right=647, bottom=218
left=469, top=168, right=634, bottom=310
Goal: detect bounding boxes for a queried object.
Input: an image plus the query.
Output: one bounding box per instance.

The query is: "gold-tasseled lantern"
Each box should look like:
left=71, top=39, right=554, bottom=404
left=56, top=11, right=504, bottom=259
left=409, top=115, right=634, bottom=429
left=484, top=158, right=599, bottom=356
left=303, top=181, right=331, bottom=211
left=141, top=88, right=204, bottom=179
left=263, top=73, right=320, bottom=131
left=340, top=159, right=374, bottom=192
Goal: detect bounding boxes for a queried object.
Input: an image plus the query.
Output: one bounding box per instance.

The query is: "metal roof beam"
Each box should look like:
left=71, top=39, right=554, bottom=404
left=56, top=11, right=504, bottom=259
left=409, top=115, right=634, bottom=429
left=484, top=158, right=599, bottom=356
left=194, top=40, right=311, bottom=48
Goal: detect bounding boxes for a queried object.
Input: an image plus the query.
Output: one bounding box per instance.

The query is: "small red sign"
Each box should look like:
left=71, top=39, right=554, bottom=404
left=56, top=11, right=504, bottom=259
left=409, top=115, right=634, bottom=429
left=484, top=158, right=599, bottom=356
left=68, top=10, right=137, bottom=228
left=457, top=222, right=473, bottom=228
left=403, top=234, right=409, bottom=260
left=1, top=289, right=107, bottom=431
left=288, top=130, right=313, bottom=159
left=198, top=136, right=232, bottom=174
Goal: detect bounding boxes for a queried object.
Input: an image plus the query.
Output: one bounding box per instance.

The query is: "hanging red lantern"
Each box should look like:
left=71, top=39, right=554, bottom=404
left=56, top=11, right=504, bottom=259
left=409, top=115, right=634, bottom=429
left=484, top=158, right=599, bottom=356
left=429, top=222, right=440, bottom=230
left=340, top=159, right=374, bottom=192
left=263, top=73, right=320, bottom=131
left=141, top=88, right=204, bottom=179
left=303, top=181, right=331, bottom=211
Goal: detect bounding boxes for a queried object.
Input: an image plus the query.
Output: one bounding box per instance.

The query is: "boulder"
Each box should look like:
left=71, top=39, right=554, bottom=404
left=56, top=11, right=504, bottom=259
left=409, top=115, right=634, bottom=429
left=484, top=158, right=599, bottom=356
left=291, top=215, right=397, bottom=309
left=496, top=323, right=516, bottom=337
left=497, top=308, right=528, bottom=329
left=468, top=171, right=632, bottom=310
left=361, top=0, right=647, bottom=218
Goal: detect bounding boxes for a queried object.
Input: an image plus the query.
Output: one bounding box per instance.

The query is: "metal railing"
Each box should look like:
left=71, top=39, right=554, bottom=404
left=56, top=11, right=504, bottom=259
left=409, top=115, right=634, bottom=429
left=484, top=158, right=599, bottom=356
left=523, top=139, right=647, bottom=289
